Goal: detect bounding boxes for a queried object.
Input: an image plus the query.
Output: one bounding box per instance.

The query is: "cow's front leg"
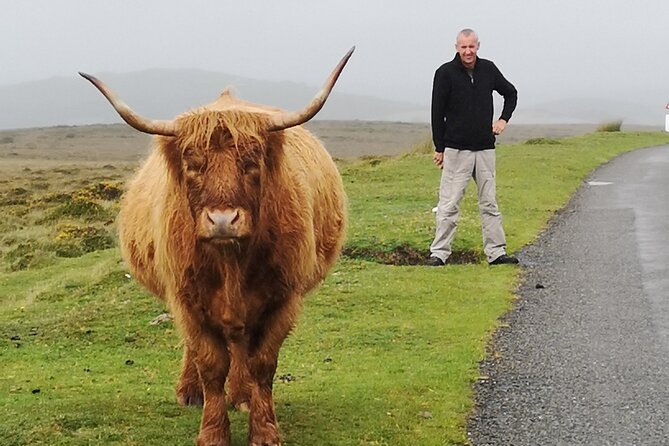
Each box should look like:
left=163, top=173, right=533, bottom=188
left=192, top=335, right=231, bottom=446
left=226, top=341, right=252, bottom=412
left=246, top=298, right=300, bottom=446
left=176, top=344, right=203, bottom=406
left=247, top=357, right=281, bottom=446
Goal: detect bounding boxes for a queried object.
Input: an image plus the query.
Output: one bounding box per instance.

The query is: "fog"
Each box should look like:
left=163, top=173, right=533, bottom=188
left=2, top=0, right=669, bottom=126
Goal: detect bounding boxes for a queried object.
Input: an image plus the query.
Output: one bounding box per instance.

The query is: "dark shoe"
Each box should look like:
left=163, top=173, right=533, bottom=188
left=489, top=254, right=519, bottom=265
left=427, top=256, right=445, bottom=266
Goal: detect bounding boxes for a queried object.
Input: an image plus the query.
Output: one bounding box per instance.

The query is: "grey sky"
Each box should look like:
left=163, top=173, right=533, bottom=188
left=2, top=0, right=669, bottom=123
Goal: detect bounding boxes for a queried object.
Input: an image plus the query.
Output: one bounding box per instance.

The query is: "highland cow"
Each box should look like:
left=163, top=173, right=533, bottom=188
left=80, top=47, right=353, bottom=446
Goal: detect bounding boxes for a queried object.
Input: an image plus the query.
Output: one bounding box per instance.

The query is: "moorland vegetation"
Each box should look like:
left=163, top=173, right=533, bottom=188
left=1, top=125, right=668, bottom=445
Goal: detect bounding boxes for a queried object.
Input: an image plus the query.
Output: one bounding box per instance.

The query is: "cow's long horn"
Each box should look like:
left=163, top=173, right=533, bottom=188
left=268, top=46, right=355, bottom=132
left=79, top=72, right=178, bottom=136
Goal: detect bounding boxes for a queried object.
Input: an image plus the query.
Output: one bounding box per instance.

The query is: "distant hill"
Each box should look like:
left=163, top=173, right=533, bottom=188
left=0, top=69, right=428, bottom=131
left=1, top=69, right=666, bottom=130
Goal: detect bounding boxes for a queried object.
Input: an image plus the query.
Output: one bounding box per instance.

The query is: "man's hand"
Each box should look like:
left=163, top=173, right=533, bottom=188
left=492, top=119, right=507, bottom=135
left=433, top=151, right=444, bottom=168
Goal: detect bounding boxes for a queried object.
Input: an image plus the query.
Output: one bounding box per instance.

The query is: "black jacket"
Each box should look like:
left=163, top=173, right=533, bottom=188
left=431, top=54, right=517, bottom=152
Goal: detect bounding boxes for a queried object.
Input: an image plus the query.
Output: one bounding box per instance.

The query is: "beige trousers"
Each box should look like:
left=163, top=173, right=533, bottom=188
left=430, top=148, right=507, bottom=263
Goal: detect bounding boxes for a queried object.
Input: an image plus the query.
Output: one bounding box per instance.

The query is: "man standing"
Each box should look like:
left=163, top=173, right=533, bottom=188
left=428, top=28, right=519, bottom=266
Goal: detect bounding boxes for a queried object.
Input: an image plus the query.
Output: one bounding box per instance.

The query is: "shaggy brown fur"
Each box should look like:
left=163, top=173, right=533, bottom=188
left=118, top=92, right=347, bottom=446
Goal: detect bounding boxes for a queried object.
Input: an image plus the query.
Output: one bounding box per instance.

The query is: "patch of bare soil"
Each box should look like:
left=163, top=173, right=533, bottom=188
left=342, top=245, right=482, bottom=266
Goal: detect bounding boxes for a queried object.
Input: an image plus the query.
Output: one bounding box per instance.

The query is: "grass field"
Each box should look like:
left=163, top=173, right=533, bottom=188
left=1, top=122, right=668, bottom=445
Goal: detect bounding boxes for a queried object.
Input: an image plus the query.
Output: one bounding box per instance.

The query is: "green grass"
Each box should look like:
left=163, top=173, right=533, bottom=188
left=1, top=131, right=669, bottom=445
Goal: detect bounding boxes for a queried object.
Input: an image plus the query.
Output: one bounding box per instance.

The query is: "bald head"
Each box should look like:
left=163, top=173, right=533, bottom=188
left=456, top=28, right=479, bottom=44
left=455, top=28, right=480, bottom=68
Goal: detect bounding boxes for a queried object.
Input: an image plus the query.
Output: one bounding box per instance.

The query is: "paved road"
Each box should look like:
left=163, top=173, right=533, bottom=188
left=468, top=145, right=669, bottom=446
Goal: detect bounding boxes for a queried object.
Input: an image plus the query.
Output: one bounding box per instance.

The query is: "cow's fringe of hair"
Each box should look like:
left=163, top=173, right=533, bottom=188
left=176, top=110, right=270, bottom=154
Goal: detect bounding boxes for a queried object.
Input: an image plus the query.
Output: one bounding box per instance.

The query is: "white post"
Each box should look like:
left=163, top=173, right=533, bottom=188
left=666, top=103, right=669, bottom=132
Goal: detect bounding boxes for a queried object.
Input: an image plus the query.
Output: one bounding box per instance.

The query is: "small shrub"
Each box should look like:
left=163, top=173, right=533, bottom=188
left=10, top=187, right=29, bottom=196
left=4, top=241, right=36, bottom=262
left=4, top=241, right=53, bottom=271
left=359, top=155, right=391, bottom=166
left=1, top=234, right=19, bottom=246
left=54, top=224, right=115, bottom=256
left=0, top=197, right=29, bottom=206
left=6, top=205, right=30, bottom=217
left=71, top=182, right=124, bottom=203
left=85, top=182, right=124, bottom=201
left=71, top=188, right=96, bottom=201
left=80, top=231, right=114, bottom=252
left=53, top=241, right=84, bottom=258
left=0, top=188, right=31, bottom=206
left=53, top=168, right=79, bottom=175
left=45, top=197, right=111, bottom=222
left=596, top=120, right=623, bottom=132
left=0, top=136, right=14, bottom=144
left=56, top=224, right=90, bottom=241
left=9, top=253, right=34, bottom=271
left=31, top=181, right=50, bottom=190
left=40, top=192, right=72, bottom=204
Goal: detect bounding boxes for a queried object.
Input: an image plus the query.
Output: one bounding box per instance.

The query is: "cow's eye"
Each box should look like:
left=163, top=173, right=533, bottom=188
left=241, top=161, right=260, bottom=187
left=182, top=148, right=206, bottom=175
left=242, top=160, right=259, bottom=175
left=245, top=166, right=260, bottom=177
left=185, top=162, right=203, bottom=175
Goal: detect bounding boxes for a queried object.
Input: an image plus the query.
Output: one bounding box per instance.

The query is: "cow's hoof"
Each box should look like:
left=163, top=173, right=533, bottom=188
left=196, top=432, right=229, bottom=446
left=249, top=426, right=281, bottom=446
left=235, top=401, right=250, bottom=412
left=226, top=395, right=250, bottom=412
left=226, top=392, right=251, bottom=412
left=197, top=440, right=227, bottom=446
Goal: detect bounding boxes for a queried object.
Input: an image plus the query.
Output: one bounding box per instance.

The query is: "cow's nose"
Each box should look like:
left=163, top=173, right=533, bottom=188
left=201, top=208, right=247, bottom=239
